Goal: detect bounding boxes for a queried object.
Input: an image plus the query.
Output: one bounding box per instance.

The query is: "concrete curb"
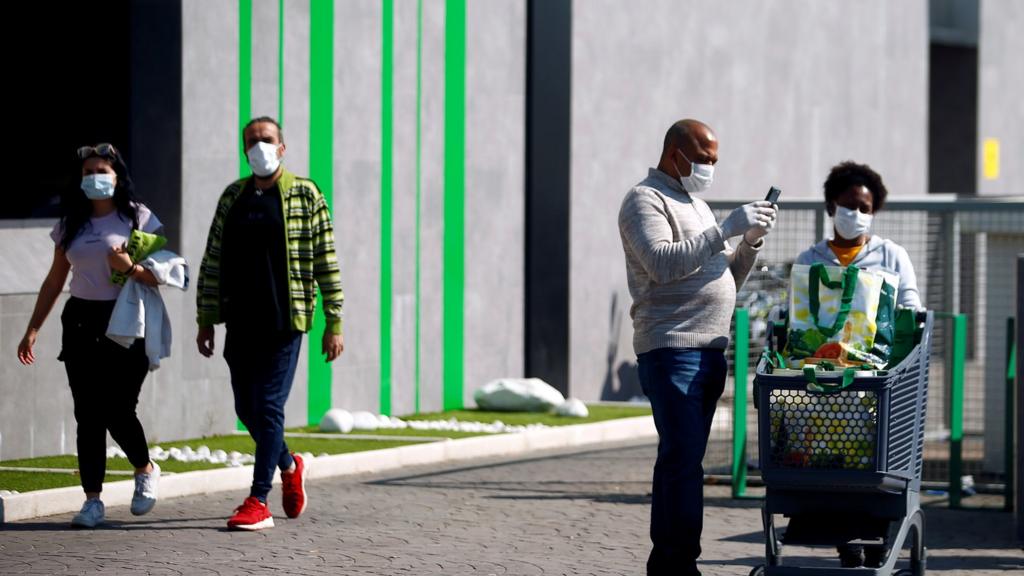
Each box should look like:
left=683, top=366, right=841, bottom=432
left=0, top=415, right=656, bottom=523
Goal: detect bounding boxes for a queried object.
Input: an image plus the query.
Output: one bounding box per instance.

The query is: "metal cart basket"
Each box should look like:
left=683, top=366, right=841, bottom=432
left=749, top=311, right=933, bottom=576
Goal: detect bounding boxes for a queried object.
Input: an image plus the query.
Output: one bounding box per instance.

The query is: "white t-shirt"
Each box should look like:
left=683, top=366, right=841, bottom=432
left=50, top=204, right=163, bottom=301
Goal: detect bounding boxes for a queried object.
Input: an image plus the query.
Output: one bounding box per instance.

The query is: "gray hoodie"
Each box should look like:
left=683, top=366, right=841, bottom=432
left=795, top=235, right=922, bottom=310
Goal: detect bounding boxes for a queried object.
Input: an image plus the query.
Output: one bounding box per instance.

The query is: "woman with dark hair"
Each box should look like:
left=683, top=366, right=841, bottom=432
left=796, top=160, right=921, bottom=310
left=795, top=160, right=921, bottom=568
left=17, top=143, right=163, bottom=528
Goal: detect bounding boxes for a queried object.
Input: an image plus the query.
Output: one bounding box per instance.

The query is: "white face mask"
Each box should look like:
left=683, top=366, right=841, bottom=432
left=81, top=174, right=116, bottom=200
left=833, top=205, right=873, bottom=240
left=247, top=142, right=282, bottom=177
left=675, top=150, right=714, bottom=193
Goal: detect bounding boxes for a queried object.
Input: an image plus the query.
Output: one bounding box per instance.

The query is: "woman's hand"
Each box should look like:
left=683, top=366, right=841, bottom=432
left=17, top=328, right=38, bottom=365
left=108, top=244, right=134, bottom=273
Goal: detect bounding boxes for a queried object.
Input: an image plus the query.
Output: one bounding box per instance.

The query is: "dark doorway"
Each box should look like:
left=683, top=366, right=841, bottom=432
left=525, top=0, right=572, bottom=395
left=5, top=0, right=182, bottom=250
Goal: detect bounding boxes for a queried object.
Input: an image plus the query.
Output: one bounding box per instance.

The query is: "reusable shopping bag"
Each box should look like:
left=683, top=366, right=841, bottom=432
left=110, top=229, right=167, bottom=286
left=784, top=263, right=898, bottom=369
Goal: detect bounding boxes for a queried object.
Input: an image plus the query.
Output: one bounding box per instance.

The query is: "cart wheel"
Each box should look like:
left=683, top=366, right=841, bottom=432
left=748, top=566, right=765, bottom=576
left=910, top=511, right=926, bottom=575
left=911, top=546, right=927, bottom=575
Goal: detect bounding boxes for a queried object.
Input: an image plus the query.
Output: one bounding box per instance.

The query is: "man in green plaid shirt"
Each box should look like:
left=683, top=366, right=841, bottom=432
left=196, top=116, right=344, bottom=531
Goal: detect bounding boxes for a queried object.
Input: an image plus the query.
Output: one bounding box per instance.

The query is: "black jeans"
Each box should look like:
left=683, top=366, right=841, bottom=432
left=637, top=348, right=727, bottom=576
left=60, top=297, right=151, bottom=494
left=224, top=326, right=300, bottom=501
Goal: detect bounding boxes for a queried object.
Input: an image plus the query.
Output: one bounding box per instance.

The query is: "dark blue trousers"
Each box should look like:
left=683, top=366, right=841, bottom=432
left=224, top=327, right=300, bottom=501
left=638, top=348, right=727, bottom=576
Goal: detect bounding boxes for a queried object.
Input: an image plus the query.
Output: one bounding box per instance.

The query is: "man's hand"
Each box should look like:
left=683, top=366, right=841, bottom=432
left=322, top=332, right=344, bottom=362
left=720, top=201, right=776, bottom=239
left=743, top=202, right=778, bottom=245
left=197, top=325, right=216, bottom=358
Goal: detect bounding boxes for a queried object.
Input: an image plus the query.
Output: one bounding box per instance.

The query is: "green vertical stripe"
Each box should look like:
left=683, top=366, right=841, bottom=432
left=308, top=0, right=335, bottom=425
left=278, top=0, right=285, bottom=124
left=237, top=0, right=253, bottom=432
left=443, top=0, right=466, bottom=410
left=380, top=0, right=394, bottom=416
left=414, top=0, right=423, bottom=414
left=239, top=0, right=252, bottom=177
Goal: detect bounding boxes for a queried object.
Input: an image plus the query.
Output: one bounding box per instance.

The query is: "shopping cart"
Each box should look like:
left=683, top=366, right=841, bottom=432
left=749, top=310, right=932, bottom=576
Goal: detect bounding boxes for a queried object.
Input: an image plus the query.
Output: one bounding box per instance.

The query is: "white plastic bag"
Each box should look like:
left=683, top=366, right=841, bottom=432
left=473, top=378, right=565, bottom=412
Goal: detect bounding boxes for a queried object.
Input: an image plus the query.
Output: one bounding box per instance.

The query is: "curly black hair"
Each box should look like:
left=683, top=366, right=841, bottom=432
left=823, top=161, right=887, bottom=214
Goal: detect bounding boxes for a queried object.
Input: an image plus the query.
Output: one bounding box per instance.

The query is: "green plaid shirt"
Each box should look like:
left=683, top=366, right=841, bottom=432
left=197, top=169, right=344, bottom=334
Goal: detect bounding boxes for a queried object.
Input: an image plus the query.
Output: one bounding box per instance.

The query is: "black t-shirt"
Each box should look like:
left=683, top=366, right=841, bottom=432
left=220, top=180, right=291, bottom=331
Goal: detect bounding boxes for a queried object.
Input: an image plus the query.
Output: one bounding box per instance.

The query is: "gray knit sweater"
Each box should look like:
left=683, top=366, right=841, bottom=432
left=618, top=168, right=761, bottom=354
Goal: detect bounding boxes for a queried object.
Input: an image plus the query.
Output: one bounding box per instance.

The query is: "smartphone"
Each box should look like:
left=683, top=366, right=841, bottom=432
left=765, top=186, right=782, bottom=204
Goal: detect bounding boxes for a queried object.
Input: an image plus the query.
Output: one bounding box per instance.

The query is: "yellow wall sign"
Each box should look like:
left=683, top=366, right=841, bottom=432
left=983, top=138, right=1000, bottom=180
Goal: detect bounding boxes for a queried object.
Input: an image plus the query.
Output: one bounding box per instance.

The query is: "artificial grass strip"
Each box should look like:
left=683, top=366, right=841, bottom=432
left=292, top=404, right=652, bottom=435
left=156, top=435, right=418, bottom=456
left=287, top=426, right=482, bottom=439
left=0, top=471, right=122, bottom=493
left=0, top=455, right=222, bottom=474
left=400, top=404, right=652, bottom=426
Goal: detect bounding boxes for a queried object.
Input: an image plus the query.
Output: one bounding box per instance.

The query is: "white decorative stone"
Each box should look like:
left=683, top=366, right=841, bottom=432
left=555, top=398, right=589, bottom=418
left=319, top=408, right=354, bottom=433
left=351, top=411, right=380, bottom=431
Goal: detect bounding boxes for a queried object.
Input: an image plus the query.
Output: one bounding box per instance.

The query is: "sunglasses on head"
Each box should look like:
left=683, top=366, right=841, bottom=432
left=77, top=143, right=118, bottom=160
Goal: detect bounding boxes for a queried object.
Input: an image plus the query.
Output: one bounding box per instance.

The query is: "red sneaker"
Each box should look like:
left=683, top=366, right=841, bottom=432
left=281, top=452, right=307, bottom=519
left=227, top=496, right=274, bottom=531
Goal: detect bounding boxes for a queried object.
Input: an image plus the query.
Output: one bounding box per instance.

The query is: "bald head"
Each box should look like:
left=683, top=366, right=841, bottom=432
left=658, top=119, right=718, bottom=181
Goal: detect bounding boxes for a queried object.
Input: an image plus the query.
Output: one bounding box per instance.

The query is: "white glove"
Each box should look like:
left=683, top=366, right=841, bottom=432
left=743, top=203, right=778, bottom=244
left=720, top=201, right=776, bottom=239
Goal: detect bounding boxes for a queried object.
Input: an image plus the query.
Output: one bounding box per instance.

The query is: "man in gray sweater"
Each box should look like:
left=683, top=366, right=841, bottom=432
left=618, top=119, right=777, bottom=576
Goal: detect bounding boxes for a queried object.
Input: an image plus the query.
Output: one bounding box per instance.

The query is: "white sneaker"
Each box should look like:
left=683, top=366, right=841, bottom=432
left=130, top=461, right=160, bottom=516
left=71, top=498, right=105, bottom=528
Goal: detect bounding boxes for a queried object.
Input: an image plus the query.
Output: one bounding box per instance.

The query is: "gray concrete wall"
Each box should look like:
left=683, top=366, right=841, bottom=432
left=977, top=0, right=1024, bottom=197
left=417, top=0, right=448, bottom=414
left=464, top=0, right=527, bottom=406
left=0, top=0, right=527, bottom=460
left=329, top=0, right=385, bottom=415
left=981, top=235, right=1018, bottom=469
left=568, top=0, right=930, bottom=400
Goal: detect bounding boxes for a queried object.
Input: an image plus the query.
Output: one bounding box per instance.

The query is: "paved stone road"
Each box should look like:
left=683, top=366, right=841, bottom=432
left=1, top=440, right=1022, bottom=575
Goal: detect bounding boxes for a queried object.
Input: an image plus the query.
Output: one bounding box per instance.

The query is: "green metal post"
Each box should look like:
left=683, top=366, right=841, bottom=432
left=950, top=313, right=967, bottom=508
left=1006, top=317, right=1017, bottom=512
left=732, top=309, right=750, bottom=498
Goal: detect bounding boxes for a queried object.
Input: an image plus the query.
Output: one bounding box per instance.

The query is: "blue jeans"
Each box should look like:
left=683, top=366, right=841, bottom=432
left=224, top=327, right=301, bottom=501
left=638, top=348, right=727, bottom=576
